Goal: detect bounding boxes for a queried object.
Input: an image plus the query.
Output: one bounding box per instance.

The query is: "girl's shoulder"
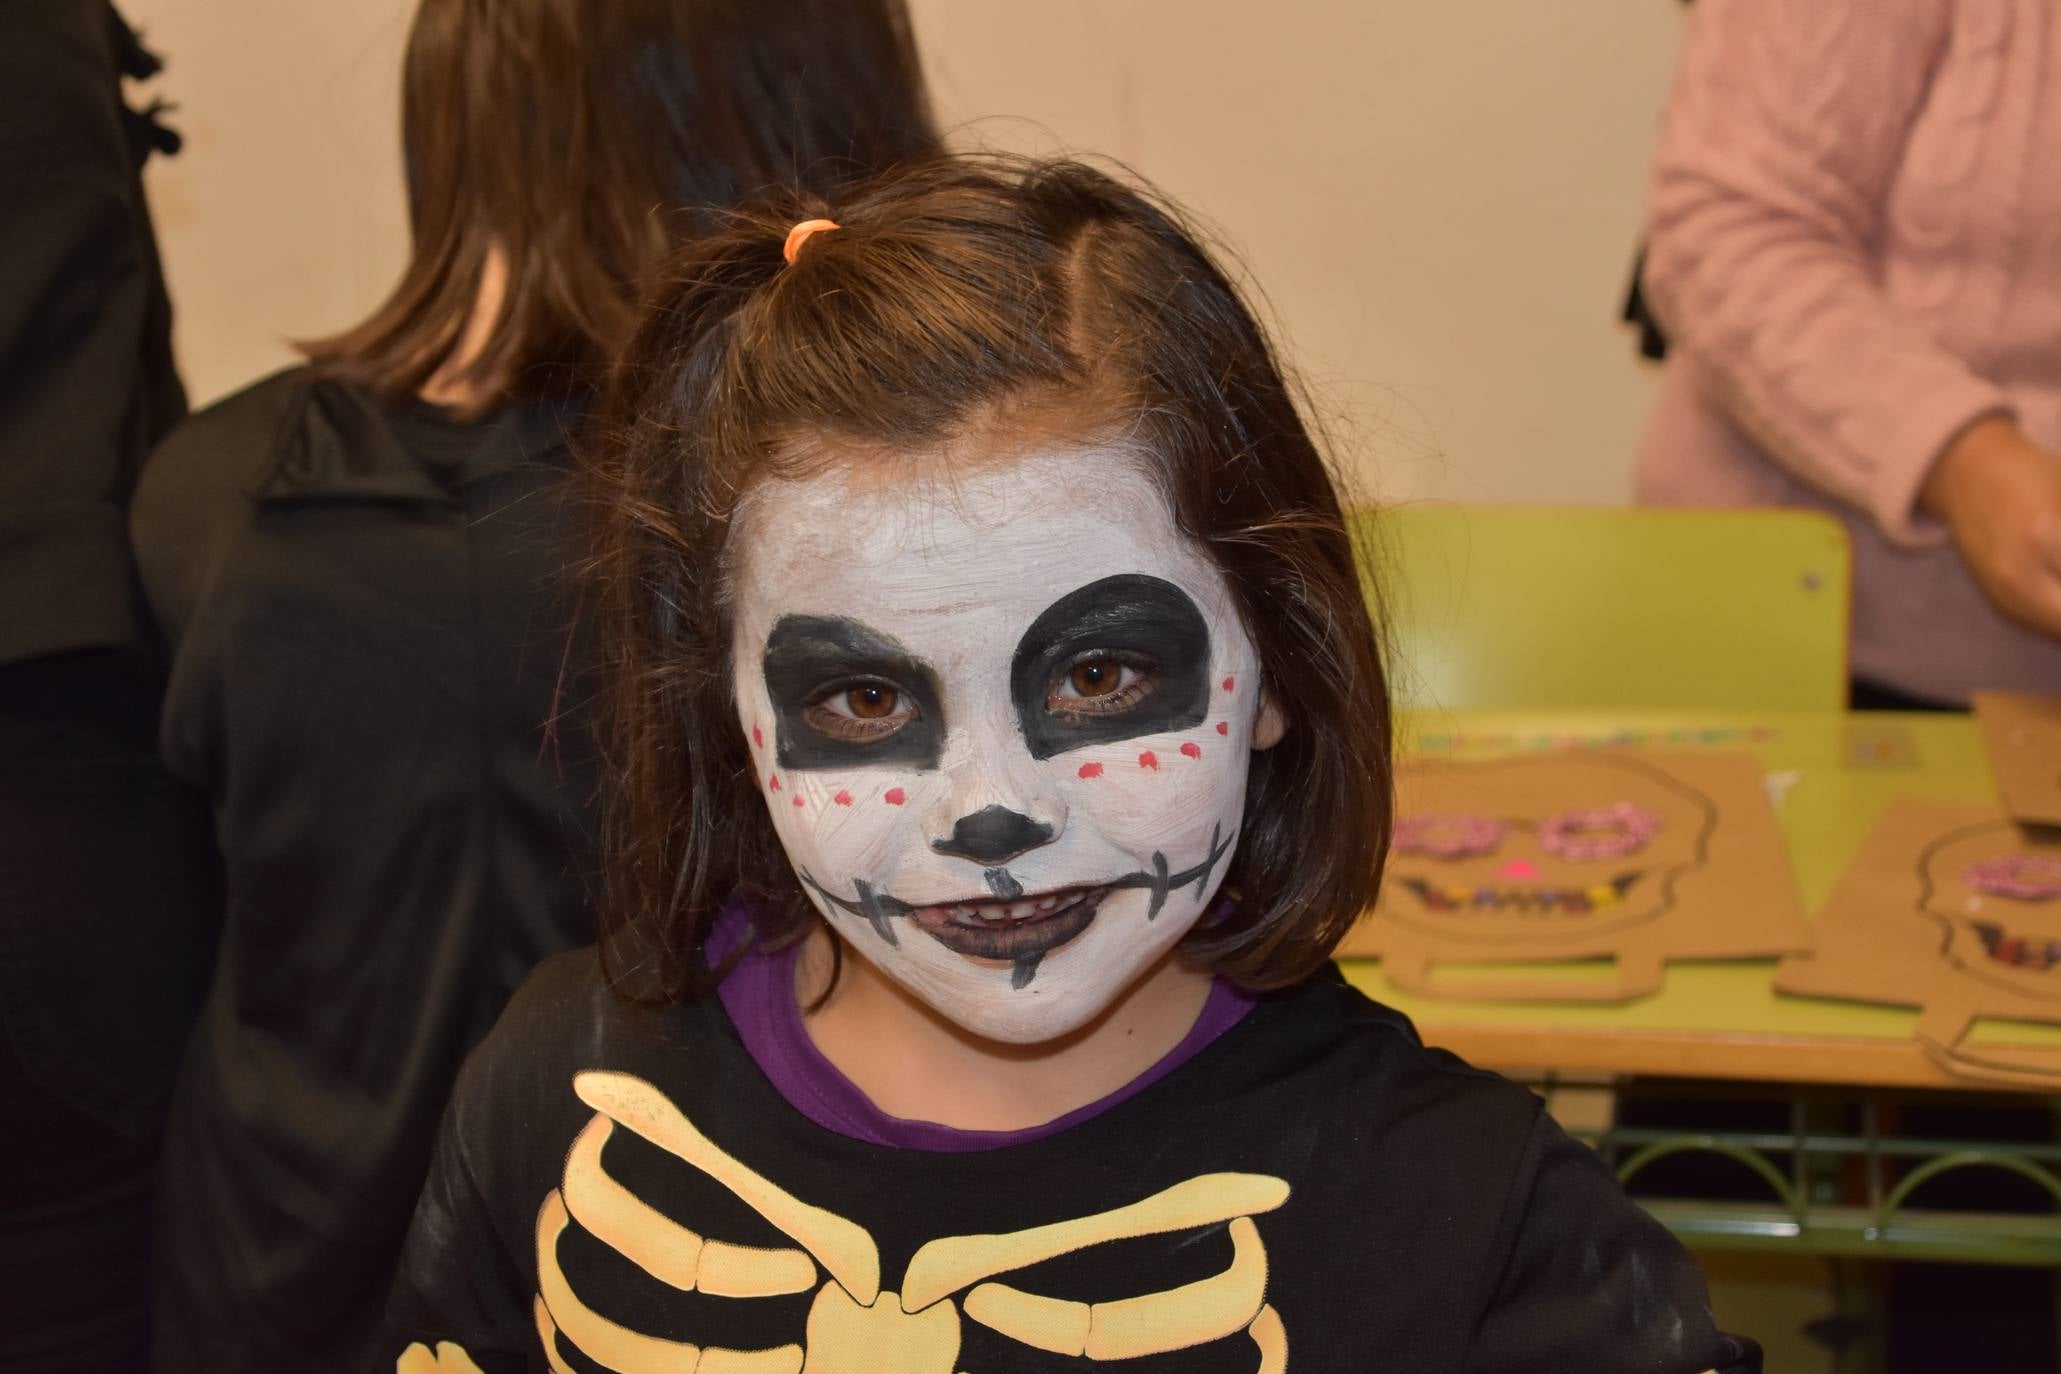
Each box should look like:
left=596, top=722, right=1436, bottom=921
left=452, top=946, right=726, bottom=1109
left=1212, top=966, right=1549, bottom=1142
left=1190, top=974, right=1759, bottom=1370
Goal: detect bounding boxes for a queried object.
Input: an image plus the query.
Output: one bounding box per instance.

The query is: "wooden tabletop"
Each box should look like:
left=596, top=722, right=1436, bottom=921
left=1337, top=710, right=2061, bottom=1092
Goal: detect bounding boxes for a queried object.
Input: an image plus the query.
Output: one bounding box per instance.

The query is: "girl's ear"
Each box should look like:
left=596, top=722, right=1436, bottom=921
left=1251, top=686, right=1289, bottom=751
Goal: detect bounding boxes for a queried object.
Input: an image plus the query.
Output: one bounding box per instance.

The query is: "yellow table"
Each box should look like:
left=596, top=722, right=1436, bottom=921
left=1339, top=710, right=2061, bottom=1091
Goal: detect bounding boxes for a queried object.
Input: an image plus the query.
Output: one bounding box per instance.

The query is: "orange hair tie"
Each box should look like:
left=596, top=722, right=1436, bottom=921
left=782, top=218, right=840, bottom=265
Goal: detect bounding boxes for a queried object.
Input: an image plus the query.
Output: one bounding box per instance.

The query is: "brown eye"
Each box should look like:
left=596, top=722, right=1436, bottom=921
left=846, top=685, right=898, bottom=718
left=1048, top=655, right=1154, bottom=716
left=1069, top=660, right=1123, bottom=698
left=803, top=679, right=918, bottom=742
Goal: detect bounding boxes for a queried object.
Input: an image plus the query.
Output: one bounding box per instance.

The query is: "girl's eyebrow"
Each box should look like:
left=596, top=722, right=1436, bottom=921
left=761, top=613, right=924, bottom=689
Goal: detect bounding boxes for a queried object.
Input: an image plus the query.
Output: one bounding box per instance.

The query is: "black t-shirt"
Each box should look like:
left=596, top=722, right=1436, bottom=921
left=383, top=951, right=1760, bottom=1374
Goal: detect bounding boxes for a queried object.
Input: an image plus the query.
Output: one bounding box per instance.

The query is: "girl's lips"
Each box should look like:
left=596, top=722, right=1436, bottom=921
left=909, top=884, right=1110, bottom=962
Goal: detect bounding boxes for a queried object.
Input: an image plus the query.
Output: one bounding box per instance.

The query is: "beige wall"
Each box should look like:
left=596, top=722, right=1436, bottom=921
left=130, top=1, right=413, bottom=402
left=128, top=1, right=1684, bottom=504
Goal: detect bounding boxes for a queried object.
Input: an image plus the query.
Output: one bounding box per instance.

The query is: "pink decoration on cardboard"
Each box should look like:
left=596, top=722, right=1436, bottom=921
left=1393, top=812, right=1505, bottom=860
left=1537, top=802, right=1662, bottom=863
left=1963, top=855, right=2061, bottom=901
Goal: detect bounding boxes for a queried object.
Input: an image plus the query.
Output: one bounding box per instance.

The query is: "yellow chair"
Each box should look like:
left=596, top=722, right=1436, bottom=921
left=1356, top=505, right=1852, bottom=713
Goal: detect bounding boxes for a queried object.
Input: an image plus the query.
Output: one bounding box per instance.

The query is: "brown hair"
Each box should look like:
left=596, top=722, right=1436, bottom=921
left=590, top=156, right=1392, bottom=1000
left=301, top=0, right=939, bottom=413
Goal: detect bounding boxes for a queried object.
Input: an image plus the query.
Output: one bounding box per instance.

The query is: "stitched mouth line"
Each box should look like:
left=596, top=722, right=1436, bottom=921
left=910, top=886, right=1109, bottom=983
left=800, top=821, right=1233, bottom=942
left=1400, top=871, right=1643, bottom=915
left=797, top=822, right=1236, bottom=988
left=916, top=884, right=1108, bottom=928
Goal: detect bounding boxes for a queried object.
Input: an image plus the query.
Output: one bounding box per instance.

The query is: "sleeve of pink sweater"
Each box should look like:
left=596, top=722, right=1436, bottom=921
left=1642, top=0, right=2014, bottom=547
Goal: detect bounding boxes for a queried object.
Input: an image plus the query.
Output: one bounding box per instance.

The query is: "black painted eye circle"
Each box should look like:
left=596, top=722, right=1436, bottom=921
left=762, top=613, right=941, bottom=767
left=846, top=685, right=898, bottom=719
left=1009, top=573, right=1213, bottom=759
left=1069, top=660, right=1123, bottom=698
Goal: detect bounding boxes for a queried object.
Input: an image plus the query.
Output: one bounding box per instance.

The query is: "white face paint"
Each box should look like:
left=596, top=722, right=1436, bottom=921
left=729, top=448, right=1263, bottom=1043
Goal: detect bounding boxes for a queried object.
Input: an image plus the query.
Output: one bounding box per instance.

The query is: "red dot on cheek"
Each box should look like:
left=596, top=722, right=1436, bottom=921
left=1216, top=721, right=1230, bottom=736
left=833, top=789, right=853, bottom=806
left=792, top=794, right=805, bottom=808
left=1138, top=751, right=1159, bottom=771
left=752, top=725, right=764, bottom=749
left=1180, top=741, right=1202, bottom=759
left=1078, top=762, right=1104, bottom=779
left=884, top=787, right=907, bottom=806
left=1223, top=675, right=1236, bottom=693
left=768, top=773, right=780, bottom=792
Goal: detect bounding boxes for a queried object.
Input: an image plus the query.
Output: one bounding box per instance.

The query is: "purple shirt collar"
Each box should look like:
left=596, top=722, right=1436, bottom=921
left=712, top=908, right=1255, bottom=1153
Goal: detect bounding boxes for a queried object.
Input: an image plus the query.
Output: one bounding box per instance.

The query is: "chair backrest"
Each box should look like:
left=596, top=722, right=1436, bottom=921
left=1355, top=504, right=1851, bottom=712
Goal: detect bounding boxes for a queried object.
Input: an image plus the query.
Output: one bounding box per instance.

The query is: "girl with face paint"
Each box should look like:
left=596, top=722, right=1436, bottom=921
left=381, top=160, right=1762, bottom=1374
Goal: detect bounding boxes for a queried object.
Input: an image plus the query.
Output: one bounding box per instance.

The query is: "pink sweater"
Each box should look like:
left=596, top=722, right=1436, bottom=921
left=1635, top=0, right=2061, bottom=703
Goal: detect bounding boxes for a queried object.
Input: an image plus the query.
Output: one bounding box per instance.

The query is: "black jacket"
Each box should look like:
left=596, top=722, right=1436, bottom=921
left=385, top=951, right=1762, bottom=1374
left=132, top=370, right=600, bottom=1372
left=0, top=0, right=183, bottom=669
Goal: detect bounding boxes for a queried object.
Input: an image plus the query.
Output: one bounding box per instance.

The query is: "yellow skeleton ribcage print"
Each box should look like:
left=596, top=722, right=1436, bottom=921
left=425, top=1070, right=1290, bottom=1373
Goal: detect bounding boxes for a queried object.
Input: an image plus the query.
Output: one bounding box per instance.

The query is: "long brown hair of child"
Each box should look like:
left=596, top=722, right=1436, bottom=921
left=300, top=0, right=940, bottom=417
left=587, top=155, right=1394, bottom=1005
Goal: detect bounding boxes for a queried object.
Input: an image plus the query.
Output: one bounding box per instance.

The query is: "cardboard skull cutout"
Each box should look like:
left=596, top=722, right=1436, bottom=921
left=1344, top=750, right=1808, bottom=1002
left=1920, top=819, right=2061, bottom=999
left=1777, top=800, right=2061, bottom=1087
left=729, top=450, right=1264, bottom=1044
left=1382, top=754, right=1714, bottom=948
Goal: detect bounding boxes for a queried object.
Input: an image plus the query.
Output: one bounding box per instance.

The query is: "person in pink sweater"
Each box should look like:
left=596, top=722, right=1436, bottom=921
left=1635, top=0, right=2061, bottom=708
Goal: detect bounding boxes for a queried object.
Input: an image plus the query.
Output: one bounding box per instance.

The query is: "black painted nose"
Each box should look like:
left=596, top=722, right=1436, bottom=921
left=931, top=805, right=1055, bottom=865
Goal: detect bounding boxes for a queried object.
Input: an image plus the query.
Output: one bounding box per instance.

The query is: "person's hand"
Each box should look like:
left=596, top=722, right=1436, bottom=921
left=1919, top=417, right=2061, bottom=641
